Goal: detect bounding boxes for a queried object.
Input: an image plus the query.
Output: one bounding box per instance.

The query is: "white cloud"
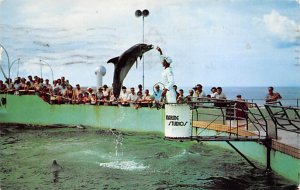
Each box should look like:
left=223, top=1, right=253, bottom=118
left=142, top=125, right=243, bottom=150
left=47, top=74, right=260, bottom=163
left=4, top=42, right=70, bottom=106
left=263, top=10, right=299, bottom=42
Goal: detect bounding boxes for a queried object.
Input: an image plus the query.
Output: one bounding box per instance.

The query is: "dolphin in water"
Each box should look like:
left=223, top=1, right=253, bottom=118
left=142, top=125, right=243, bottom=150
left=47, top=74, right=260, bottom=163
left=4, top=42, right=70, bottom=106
left=107, top=43, right=153, bottom=98
left=51, top=160, right=63, bottom=183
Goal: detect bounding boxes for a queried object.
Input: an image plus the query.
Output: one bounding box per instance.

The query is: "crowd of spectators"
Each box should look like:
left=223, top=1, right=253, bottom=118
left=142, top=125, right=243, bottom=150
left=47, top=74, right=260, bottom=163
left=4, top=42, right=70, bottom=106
left=0, top=76, right=281, bottom=108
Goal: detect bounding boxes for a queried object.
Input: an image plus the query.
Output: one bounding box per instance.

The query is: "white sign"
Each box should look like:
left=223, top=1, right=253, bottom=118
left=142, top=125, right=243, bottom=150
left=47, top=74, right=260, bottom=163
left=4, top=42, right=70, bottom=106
left=165, top=104, right=192, bottom=138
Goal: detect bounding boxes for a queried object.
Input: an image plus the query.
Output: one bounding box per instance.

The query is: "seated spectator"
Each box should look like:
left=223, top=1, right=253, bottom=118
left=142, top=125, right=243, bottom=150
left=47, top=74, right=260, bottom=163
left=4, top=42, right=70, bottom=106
left=177, top=89, right=186, bottom=104
left=265, top=86, right=282, bottom=104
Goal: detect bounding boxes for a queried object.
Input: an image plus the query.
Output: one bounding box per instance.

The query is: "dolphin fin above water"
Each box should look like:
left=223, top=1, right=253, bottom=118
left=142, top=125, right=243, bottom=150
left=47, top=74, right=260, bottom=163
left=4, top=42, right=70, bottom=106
left=107, top=43, right=153, bottom=98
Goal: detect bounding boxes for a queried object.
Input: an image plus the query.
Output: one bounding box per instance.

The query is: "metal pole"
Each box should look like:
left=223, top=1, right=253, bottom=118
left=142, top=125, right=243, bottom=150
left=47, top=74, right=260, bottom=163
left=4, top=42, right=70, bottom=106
left=142, top=16, right=145, bottom=89
left=0, top=44, right=10, bottom=82
left=17, top=59, right=20, bottom=77
left=40, top=65, right=42, bottom=78
left=40, top=60, right=54, bottom=82
left=9, top=58, right=20, bottom=79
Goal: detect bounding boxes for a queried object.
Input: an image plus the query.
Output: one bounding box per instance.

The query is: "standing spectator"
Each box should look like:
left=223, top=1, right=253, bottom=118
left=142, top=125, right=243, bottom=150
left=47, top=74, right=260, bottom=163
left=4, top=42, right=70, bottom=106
left=265, top=86, right=282, bottom=103
left=64, top=85, right=74, bottom=103
left=177, top=89, right=186, bottom=103
left=186, top=89, right=194, bottom=102
left=96, top=87, right=104, bottom=102
left=235, top=94, right=248, bottom=120
left=128, top=87, right=138, bottom=102
left=90, top=93, right=97, bottom=105
left=193, top=84, right=206, bottom=100
left=102, top=84, right=111, bottom=100
left=210, top=87, right=217, bottom=98
left=137, top=84, right=143, bottom=95
left=44, top=79, right=52, bottom=91
left=20, top=78, right=27, bottom=90
left=28, top=75, right=34, bottom=85
left=73, top=84, right=82, bottom=100
left=0, top=80, right=7, bottom=93
left=215, top=87, right=226, bottom=99
left=153, top=84, right=162, bottom=102
left=173, top=85, right=180, bottom=100
left=119, top=86, right=129, bottom=102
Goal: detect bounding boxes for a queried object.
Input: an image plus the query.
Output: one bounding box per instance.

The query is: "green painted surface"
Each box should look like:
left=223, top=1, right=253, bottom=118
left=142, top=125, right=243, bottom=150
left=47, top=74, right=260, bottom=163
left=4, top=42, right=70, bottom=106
left=0, top=94, right=299, bottom=184
left=0, top=95, right=164, bottom=133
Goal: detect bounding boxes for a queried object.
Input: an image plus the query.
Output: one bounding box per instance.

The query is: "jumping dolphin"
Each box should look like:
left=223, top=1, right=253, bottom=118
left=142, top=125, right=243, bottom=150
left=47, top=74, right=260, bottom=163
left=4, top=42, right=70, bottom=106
left=107, top=43, right=153, bottom=98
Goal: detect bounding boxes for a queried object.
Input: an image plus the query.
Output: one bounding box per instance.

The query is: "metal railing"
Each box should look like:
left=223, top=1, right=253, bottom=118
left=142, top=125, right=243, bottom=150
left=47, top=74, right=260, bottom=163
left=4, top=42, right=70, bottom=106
left=189, top=99, right=269, bottom=141
left=245, top=98, right=300, bottom=108
left=264, top=102, right=300, bottom=137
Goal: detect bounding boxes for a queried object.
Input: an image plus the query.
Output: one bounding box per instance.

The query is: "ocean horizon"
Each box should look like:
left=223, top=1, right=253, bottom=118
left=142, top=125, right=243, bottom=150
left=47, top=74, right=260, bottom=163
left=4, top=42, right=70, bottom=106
left=84, top=85, right=300, bottom=107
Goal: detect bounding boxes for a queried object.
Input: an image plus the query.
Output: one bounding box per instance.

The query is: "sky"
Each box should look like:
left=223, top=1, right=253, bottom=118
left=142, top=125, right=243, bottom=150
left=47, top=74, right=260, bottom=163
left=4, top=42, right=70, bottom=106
left=0, top=0, right=299, bottom=88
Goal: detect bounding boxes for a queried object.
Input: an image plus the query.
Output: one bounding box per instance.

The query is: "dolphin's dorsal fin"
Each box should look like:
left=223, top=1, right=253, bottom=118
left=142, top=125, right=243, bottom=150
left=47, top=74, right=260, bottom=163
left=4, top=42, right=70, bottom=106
left=107, top=57, right=119, bottom=65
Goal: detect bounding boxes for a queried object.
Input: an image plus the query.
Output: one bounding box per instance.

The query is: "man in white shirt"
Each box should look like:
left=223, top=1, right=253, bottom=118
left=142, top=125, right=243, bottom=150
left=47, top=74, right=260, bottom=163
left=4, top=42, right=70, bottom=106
left=215, top=87, right=226, bottom=99
left=119, top=86, right=129, bottom=103
left=156, top=47, right=176, bottom=103
left=128, top=87, right=138, bottom=102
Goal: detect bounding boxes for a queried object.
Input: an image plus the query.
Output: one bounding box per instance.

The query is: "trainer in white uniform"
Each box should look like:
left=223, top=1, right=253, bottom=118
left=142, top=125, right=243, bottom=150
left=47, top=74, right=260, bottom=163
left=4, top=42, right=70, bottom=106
left=156, top=46, right=176, bottom=103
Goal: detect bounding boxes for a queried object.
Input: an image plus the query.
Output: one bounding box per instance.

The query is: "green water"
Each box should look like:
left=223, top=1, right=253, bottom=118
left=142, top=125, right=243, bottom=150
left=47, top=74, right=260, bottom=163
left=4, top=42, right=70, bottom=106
left=0, top=126, right=297, bottom=190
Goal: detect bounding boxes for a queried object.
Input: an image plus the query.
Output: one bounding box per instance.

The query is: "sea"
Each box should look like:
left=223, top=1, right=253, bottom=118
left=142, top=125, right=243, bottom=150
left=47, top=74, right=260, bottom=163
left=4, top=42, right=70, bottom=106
left=0, top=127, right=297, bottom=190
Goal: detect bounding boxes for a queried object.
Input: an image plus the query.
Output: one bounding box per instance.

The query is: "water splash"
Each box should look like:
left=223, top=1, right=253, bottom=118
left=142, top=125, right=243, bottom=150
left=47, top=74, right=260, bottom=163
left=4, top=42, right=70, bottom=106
left=99, top=160, right=148, bottom=171
left=98, top=129, right=149, bottom=171
left=111, top=129, right=123, bottom=160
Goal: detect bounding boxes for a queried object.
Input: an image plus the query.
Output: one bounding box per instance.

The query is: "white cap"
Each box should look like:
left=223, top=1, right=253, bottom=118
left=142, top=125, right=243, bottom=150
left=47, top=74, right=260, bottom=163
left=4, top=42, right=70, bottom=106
left=161, top=55, right=172, bottom=64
